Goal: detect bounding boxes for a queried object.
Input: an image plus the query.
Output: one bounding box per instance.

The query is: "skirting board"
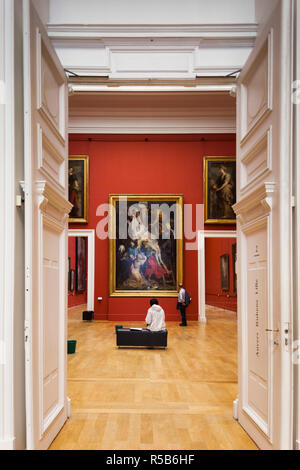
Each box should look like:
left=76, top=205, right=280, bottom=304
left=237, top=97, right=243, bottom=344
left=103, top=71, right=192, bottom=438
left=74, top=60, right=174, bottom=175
left=0, top=438, right=15, bottom=450
left=67, top=396, right=71, bottom=418
left=233, top=397, right=239, bottom=420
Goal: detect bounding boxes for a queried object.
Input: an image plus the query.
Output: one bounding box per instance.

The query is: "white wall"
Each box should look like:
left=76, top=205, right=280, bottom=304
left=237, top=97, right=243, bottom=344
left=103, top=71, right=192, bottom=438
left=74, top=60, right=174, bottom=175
left=0, top=0, right=26, bottom=450
left=293, top=0, right=300, bottom=451
left=0, top=0, right=16, bottom=450
left=47, top=0, right=257, bottom=80
left=13, top=0, right=26, bottom=450
left=49, top=0, right=256, bottom=25
left=255, top=0, right=280, bottom=32
left=31, top=0, right=49, bottom=25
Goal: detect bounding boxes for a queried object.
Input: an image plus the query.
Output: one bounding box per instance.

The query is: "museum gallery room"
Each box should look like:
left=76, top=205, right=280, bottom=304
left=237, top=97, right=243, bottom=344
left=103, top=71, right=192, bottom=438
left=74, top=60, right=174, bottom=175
left=1, top=0, right=300, bottom=452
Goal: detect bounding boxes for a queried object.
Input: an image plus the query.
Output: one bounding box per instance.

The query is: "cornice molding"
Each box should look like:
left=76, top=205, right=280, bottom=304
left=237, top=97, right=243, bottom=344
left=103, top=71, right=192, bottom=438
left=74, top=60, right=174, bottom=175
left=69, top=107, right=235, bottom=118
left=233, top=182, right=276, bottom=225
left=36, top=180, right=73, bottom=219
left=47, top=23, right=258, bottom=39
left=48, top=24, right=255, bottom=83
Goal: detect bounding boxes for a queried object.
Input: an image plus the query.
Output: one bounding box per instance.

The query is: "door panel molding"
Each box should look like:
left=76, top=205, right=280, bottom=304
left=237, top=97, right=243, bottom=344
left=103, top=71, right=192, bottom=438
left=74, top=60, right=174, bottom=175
left=235, top=188, right=274, bottom=440
left=235, top=0, right=293, bottom=450
left=240, top=29, right=273, bottom=145
left=23, top=0, right=70, bottom=450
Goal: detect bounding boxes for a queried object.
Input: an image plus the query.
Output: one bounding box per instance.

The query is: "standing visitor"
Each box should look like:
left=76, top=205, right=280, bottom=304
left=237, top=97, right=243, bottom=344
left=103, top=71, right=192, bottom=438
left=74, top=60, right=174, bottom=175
left=177, top=283, right=191, bottom=327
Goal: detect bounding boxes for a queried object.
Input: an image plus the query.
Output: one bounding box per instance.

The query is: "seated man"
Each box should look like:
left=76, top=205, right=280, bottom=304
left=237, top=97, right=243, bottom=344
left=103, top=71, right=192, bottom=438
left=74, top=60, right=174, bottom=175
left=145, top=298, right=166, bottom=332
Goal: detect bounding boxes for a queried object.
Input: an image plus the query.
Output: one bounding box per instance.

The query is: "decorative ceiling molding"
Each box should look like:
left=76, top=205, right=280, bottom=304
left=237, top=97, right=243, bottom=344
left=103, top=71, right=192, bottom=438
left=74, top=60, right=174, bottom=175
left=47, top=23, right=258, bottom=39
left=67, top=88, right=236, bottom=134
left=48, top=23, right=255, bottom=83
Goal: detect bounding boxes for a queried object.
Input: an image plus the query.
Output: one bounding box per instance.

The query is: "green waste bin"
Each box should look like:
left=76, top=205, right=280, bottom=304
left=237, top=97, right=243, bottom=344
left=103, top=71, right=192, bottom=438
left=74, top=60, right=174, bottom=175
left=68, top=340, right=77, bottom=354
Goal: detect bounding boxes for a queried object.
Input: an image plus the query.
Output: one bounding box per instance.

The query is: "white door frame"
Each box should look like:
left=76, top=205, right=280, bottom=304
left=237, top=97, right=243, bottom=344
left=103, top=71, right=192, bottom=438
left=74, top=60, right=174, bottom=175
left=197, top=230, right=237, bottom=323
left=293, top=0, right=300, bottom=450
left=23, top=0, right=72, bottom=449
left=0, top=0, right=15, bottom=450
left=68, top=229, right=95, bottom=312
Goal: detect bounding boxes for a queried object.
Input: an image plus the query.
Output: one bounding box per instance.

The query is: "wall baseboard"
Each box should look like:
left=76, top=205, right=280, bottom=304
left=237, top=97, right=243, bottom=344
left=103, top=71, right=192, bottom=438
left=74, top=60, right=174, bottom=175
left=0, top=437, right=15, bottom=450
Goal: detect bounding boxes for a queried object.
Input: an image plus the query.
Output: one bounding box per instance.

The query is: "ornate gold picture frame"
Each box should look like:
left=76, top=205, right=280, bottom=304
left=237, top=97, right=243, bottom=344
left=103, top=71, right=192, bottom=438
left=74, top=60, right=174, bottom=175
left=203, top=156, right=236, bottom=224
left=68, top=155, right=89, bottom=223
left=109, top=194, right=183, bottom=297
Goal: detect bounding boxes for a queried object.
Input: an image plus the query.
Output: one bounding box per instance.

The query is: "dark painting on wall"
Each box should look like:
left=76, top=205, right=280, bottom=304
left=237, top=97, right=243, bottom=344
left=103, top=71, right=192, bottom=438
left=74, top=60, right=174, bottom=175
left=68, top=155, right=89, bottom=223
left=203, top=156, right=236, bottom=224
left=76, top=237, right=86, bottom=293
left=220, top=254, right=230, bottom=291
left=232, top=243, right=237, bottom=294
left=109, top=194, right=183, bottom=297
left=69, top=269, right=75, bottom=292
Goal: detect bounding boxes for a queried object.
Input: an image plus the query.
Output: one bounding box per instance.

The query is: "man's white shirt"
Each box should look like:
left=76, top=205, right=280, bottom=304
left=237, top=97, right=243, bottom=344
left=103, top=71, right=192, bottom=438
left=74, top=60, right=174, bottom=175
left=178, top=287, right=185, bottom=304
left=146, top=304, right=166, bottom=331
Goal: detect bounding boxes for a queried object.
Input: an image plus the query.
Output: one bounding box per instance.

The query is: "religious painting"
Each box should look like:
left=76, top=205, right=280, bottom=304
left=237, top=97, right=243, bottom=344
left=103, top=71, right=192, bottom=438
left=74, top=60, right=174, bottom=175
left=68, top=156, right=89, bottom=223
left=220, top=254, right=230, bottom=291
left=76, top=237, right=86, bottom=293
left=109, top=194, right=183, bottom=297
left=232, top=242, right=237, bottom=294
left=203, top=156, right=236, bottom=224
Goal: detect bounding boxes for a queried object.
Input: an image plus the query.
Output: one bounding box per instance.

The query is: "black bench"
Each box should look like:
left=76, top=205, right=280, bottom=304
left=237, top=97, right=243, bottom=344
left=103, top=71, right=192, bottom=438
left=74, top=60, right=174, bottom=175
left=116, top=328, right=168, bottom=349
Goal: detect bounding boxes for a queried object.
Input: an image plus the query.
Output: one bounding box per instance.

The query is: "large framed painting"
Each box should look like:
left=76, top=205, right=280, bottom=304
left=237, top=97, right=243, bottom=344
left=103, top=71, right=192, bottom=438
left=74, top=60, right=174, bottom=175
left=68, top=155, right=89, bottom=223
left=76, top=237, right=86, bottom=293
left=203, top=156, right=236, bottom=224
left=109, top=194, right=183, bottom=297
left=220, top=254, right=230, bottom=291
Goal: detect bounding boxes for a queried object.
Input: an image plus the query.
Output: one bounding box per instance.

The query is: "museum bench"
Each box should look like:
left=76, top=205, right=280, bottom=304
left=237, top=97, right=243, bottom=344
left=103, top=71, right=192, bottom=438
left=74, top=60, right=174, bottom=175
left=116, top=328, right=168, bottom=349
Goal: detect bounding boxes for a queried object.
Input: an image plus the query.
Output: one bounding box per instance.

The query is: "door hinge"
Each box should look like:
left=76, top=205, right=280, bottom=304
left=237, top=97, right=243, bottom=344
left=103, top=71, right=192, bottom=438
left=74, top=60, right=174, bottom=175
left=284, top=322, right=290, bottom=351
left=24, top=321, right=31, bottom=362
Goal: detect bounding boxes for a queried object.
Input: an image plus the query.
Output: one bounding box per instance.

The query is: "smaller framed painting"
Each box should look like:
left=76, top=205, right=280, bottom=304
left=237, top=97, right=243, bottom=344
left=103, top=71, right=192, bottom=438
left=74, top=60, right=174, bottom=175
left=232, top=243, right=237, bottom=294
left=69, top=269, right=75, bottom=292
left=220, top=254, right=230, bottom=291
left=68, top=155, right=89, bottom=223
left=76, top=237, right=86, bottom=293
left=203, top=156, right=236, bottom=224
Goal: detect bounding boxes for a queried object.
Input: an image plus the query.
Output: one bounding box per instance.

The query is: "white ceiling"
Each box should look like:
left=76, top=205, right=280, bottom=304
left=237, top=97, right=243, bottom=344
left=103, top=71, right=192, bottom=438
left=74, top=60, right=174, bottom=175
left=69, top=91, right=236, bottom=111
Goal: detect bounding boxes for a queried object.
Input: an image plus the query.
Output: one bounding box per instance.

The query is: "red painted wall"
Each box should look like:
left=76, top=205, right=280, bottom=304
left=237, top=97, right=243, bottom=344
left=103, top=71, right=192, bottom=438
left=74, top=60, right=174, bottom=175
left=69, top=134, right=236, bottom=321
left=205, top=237, right=237, bottom=312
left=68, top=236, right=87, bottom=307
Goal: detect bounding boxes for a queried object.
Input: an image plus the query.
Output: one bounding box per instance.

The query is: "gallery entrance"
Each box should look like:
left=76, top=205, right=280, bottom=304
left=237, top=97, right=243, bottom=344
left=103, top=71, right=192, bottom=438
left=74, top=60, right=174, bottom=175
left=67, top=230, right=95, bottom=319
left=197, top=230, right=237, bottom=323
left=20, top=0, right=296, bottom=451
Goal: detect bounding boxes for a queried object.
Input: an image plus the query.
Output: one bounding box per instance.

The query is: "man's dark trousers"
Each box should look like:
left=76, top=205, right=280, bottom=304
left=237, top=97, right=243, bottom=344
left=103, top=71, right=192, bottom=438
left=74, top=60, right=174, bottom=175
left=179, top=304, right=187, bottom=326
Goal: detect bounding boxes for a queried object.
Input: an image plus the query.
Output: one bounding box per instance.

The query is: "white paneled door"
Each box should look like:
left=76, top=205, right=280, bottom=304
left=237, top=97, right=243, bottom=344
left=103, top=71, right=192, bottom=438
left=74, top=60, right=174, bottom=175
left=234, top=0, right=294, bottom=449
left=23, top=0, right=72, bottom=450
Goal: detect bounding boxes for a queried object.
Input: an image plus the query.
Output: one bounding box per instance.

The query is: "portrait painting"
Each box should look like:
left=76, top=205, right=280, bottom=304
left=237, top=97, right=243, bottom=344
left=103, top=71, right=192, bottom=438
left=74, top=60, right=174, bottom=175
left=220, top=254, right=230, bottom=291
left=76, top=237, right=86, bottom=293
left=109, top=194, right=183, bottom=297
left=203, top=156, right=236, bottom=224
left=68, top=155, right=89, bottom=223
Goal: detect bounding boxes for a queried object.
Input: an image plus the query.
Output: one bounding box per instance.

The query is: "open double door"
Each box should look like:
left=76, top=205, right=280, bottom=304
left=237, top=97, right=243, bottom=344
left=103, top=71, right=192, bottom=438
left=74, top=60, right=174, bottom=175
left=23, top=0, right=295, bottom=449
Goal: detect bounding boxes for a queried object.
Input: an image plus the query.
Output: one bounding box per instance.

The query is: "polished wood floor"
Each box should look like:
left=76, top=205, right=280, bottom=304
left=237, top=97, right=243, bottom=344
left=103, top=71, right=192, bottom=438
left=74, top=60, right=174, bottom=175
left=50, top=305, right=257, bottom=450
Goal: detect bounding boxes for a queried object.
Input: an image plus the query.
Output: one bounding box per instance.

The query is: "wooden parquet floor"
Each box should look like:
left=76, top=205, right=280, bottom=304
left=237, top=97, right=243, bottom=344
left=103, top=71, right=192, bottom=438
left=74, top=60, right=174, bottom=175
left=49, top=305, right=258, bottom=450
